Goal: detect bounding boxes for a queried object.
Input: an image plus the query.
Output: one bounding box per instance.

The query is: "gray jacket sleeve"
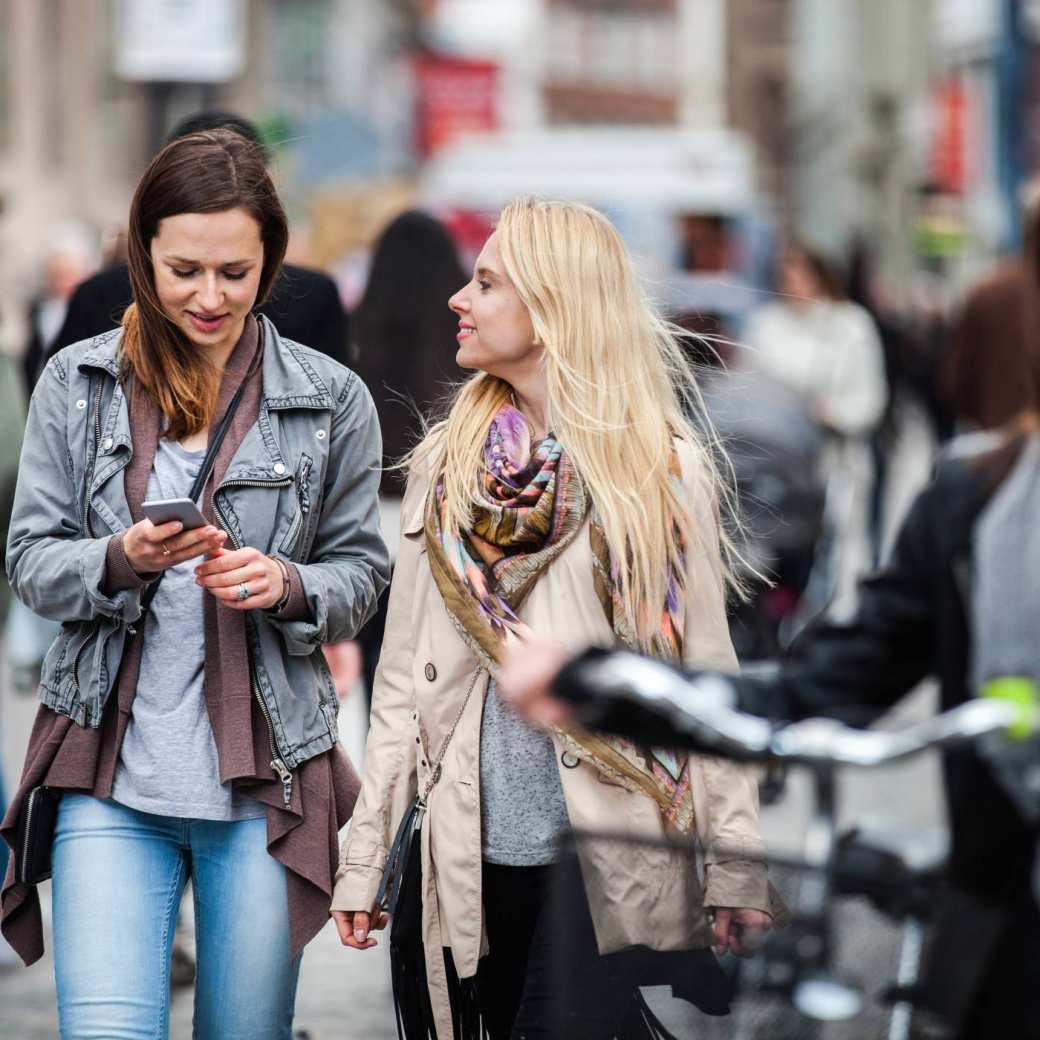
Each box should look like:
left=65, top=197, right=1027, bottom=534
left=5, top=356, right=146, bottom=624
left=264, top=373, right=390, bottom=654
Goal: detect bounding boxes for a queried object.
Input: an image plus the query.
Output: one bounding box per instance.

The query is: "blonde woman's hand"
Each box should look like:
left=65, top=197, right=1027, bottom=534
left=709, top=906, right=772, bottom=957
left=331, top=909, right=389, bottom=950
left=123, top=519, right=227, bottom=576
left=194, top=546, right=284, bottom=611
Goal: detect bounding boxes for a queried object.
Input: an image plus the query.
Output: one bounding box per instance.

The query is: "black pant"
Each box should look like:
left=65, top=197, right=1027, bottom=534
left=474, top=857, right=731, bottom=1039
left=476, top=860, right=639, bottom=1039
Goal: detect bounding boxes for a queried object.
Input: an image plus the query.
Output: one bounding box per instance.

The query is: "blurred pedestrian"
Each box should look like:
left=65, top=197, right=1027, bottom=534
left=744, top=243, right=888, bottom=441
left=47, top=111, right=351, bottom=368
left=332, top=196, right=773, bottom=1039
left=1, top=129, right=388, bottom=1038
left=744, top=244, right=888, bottom=609
left=942, top=177, right=1040, bottom=432
left=351, top=210, right=467, bottom=698
left=353, top=210, right=467, bottom=496
left=20, top=223, right=99, bottom=395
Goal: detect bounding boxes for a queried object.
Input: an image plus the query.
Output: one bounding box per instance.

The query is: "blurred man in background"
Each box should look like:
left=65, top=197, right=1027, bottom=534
left=20, top=224, right=98, bottom=394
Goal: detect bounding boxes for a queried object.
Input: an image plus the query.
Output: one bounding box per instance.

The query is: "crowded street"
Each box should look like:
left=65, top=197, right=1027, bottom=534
left=2, top=1, right=1039, bottom=1039
left=1, top=408, right=943, bottom=1038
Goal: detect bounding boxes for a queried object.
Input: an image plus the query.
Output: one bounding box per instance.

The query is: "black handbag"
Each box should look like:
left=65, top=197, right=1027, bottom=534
left=377, top=667, right=484, bottom=1040
left=10, top=371, right=252, bottom=888
left=13, top=785, right=61, bottom=885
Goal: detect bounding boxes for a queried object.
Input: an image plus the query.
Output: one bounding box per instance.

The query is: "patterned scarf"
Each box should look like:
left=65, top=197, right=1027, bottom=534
left=425, top=405, right=696, bottom=834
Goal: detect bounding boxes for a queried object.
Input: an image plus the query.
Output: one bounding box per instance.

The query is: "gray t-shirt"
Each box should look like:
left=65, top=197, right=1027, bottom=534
left=480, top=678, right=569, bottom=865
left=111, top=438, right=263, bottom=821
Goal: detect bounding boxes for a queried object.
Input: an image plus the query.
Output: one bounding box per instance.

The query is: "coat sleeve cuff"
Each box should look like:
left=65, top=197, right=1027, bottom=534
left=102, top=534, right=154, bottom=594
left=330, top=864, right=384, bottom=914
left=266, top=561, right=311, bottom=622
left=702, top=838, right=771, bottom=915
left=263, top=562, right=329, bottom=654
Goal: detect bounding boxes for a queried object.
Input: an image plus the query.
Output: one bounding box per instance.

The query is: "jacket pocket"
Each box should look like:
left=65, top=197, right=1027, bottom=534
left=277, top=453, right=314, bottom=559
left=39, top=624, right=77, bottom=691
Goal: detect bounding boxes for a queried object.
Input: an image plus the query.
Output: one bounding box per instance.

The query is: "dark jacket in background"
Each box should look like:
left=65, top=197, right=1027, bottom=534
left=21, top=297, right=53, bottom=402
left=944, top=260, right=1035, bottom=430
left=567, top=430, right=1039, bottom=1038
left=734, top=432, right=1039, bottom=1038
left=44, top=261, right=350, bottom=379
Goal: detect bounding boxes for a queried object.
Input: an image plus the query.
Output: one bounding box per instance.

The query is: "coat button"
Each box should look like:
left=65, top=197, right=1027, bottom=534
left=273, top=462, right=286, bottom=475
left=561, top=750, right=580, bottom=769
left=315, top=429, right=326, bottom=441
left=75, top=399, right=87, bottom=410
left=424, top=663, right=437, bottom=682
left=102, top=437, right=113, bottom=451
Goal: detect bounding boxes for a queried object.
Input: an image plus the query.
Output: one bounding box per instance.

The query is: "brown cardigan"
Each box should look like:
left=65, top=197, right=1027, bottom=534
left=1, top=317, right=361, bottom=964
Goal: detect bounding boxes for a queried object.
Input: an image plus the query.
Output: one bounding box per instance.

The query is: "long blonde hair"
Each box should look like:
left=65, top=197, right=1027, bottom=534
left=414, top=195, right=746, bottom=650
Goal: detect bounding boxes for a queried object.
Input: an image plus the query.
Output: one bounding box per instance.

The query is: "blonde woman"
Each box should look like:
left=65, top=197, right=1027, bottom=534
left=331, top=197, right=773, bottom=1039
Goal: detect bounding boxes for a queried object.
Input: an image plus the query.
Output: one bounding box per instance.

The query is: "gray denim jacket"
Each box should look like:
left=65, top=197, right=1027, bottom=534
left=6, top=316, right=389, bottom=775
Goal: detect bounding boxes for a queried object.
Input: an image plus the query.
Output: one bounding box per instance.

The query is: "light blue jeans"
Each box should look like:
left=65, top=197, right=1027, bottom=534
left=52, top=794, right=301, bottom=1040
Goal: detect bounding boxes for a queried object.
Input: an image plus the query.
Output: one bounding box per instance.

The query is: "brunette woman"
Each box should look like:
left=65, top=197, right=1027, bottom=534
left=1, top=130, right=388, bottom=1039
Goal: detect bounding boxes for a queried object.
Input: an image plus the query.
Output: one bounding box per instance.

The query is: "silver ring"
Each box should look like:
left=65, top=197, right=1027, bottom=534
left=237, top=583, right=250, bottom=602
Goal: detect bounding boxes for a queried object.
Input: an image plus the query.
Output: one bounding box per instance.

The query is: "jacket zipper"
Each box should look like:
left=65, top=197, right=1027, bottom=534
left=69, top=638, right=89, bottom=698
left=213, top=476, right=295, bottom=807
left=20, top=787, right=44, bottom=883
left=81, top=378, right=105, bottom=538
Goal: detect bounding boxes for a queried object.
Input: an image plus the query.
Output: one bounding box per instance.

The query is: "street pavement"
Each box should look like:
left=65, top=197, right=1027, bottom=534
left=0, top=403, right=943, bottom=1039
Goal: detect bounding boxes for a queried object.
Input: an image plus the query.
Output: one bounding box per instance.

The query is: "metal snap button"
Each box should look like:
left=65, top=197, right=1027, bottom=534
left=102, top=437, right=113, bottom=451
left=561, top=751, right=580, bottom=769
left=273, top=462, right=286, bottom=475
left=315, top=429, right=326, bottom=440
left=424, top=663, right=437, bottom=682
left=75, top=399, right=87, bottom=410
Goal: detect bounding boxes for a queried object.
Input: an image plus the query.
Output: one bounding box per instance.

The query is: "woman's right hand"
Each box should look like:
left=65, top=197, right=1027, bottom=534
left=123, top=519, right=227, bottom=576
left=331, top=909, right=389, bottom=950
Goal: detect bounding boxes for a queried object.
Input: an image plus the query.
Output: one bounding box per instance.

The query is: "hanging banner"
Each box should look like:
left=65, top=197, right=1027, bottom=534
left=413, top=51, right=499, bottom=158
left=929, top=77, right=970, bottom=194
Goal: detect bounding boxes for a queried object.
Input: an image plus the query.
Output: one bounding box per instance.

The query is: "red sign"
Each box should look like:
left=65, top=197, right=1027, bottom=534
left=929, top=77, right=969, bottom=195
left=413, top=51, right=499, bottom=157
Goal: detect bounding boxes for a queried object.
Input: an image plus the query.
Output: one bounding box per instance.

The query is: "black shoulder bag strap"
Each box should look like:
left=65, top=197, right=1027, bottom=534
left=138, top=372, right=252, bottom=616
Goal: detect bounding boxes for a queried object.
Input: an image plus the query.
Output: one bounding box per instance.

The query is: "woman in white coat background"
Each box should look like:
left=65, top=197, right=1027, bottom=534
left=743, top=243, right=888, bottom=611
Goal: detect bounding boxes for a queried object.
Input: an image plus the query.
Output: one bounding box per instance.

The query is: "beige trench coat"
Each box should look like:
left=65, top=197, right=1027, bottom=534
left=332, top=445, right=771, bottom=1038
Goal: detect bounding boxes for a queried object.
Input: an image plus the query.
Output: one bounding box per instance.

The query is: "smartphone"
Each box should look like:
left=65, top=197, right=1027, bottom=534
left=141, top=497, right=209, bottom=531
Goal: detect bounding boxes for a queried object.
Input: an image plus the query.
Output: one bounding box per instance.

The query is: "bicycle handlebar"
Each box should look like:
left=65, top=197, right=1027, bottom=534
left=553, top=650, right=1023, bottom=768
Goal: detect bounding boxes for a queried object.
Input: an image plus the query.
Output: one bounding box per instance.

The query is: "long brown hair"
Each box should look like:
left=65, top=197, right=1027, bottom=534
left=121, top=129, right=288, bottom=439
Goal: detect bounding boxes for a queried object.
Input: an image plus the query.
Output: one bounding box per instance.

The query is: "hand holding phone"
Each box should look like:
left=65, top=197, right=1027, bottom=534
left=141, top=497, right=208, bottom=530
left=123, top=500, right=227, bottom=576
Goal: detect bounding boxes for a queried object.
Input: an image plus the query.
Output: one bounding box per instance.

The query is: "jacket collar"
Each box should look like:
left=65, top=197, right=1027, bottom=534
left=77, top=329, right=123, bottom=378
left=76, top=314, right=335, bottom=411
